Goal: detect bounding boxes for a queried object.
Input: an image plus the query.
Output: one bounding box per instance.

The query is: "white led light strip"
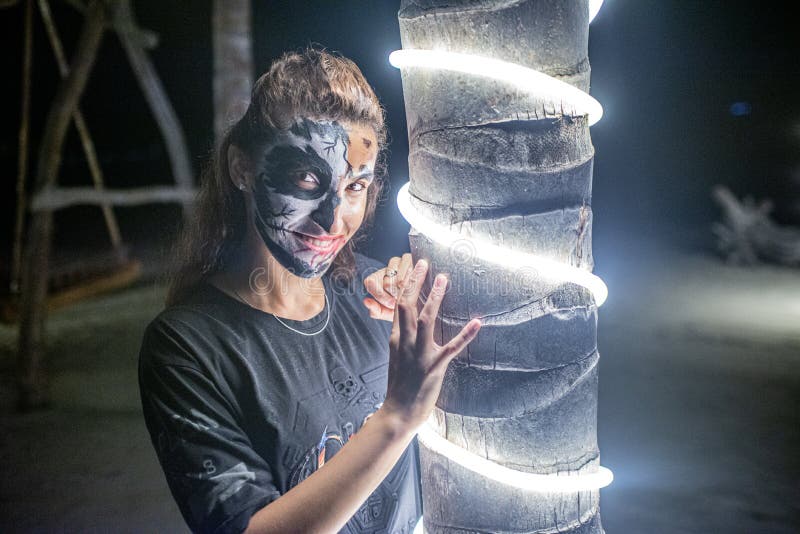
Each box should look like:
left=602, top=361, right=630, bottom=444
left=397, top=183, right=608, bottom=306
left=388, top=50, right=603, bottom=126
left=392, top=0, right=612, bottom=501
left=417, top=422, right=614, bottom=492
left=589, top=0, right=604, bottom=23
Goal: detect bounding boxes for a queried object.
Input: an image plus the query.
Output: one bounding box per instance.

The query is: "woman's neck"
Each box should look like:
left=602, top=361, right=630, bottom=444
left=213, top=226, right=326, bottom=321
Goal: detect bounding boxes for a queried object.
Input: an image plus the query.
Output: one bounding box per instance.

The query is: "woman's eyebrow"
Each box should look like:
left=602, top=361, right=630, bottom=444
left=349, top=166, right=374, bottom=181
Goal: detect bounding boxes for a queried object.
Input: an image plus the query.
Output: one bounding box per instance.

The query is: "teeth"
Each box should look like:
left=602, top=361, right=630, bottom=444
left=300, top=235, right=335, bottom=248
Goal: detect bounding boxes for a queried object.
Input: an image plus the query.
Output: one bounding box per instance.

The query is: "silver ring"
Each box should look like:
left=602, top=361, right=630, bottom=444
left=384, top=269, right=398, bottom=278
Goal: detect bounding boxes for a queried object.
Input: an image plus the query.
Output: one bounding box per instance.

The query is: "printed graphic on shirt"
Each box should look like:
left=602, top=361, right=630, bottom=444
left=286, top=410, right=407, bottom=534
left=158, top=408, right=220, bottom=456
left=290, top=362, right=388, bottom=435
left=154, top=405, right=261, bottom=523
left=349, top=448, right=410, bottom=532
left=288, top=394, right=383, bottom=487
left=281, top=361, right=401, bottom=532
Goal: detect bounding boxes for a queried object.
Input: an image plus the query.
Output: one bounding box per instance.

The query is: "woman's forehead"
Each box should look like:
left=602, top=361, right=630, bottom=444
left=262, top=118, right=377, bottom=169
left=341, top=122, right=377, bottom=169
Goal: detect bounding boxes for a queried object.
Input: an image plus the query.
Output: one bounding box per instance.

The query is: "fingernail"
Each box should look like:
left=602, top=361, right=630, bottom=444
left=434, top=274, right=446, bottom=289
left=416, top=259, right=427, bottom=272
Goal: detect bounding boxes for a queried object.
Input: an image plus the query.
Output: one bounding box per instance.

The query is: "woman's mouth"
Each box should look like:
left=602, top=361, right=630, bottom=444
left=293, top=232, right=344, bottom=255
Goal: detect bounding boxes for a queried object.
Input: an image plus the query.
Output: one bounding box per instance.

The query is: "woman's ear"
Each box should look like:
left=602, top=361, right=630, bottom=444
left=228, top=144, right=251, bottom=191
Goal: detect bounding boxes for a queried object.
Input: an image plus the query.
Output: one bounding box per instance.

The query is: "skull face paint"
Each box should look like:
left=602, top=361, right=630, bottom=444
left=251, top=117, right=376, bottom=278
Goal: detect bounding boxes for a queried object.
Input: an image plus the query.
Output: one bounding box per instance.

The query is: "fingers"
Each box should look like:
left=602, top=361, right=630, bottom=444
left=363, top=254, right=413, bottom=313
left=383, top=255, right=402, bottom=299
left=397, top=259, right=428, bottom=344
left=390, top=266, right=414, bottom=347
left=416, top=273, right=448, bottom=351
left=396, top=253, right=413, bottom=292
left=436, top=318, right=482, bottom=368
left=363, top=297, right=394, bottom=322
left=364, top=267, right=398, bottom=311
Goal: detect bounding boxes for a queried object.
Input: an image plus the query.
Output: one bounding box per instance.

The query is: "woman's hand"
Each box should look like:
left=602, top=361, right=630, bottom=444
left=379, top=259, right=482, bottom=431
left=363, top=253, right=414, bottom=321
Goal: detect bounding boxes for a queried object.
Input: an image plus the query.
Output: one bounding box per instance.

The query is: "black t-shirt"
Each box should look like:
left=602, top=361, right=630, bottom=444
left=138, top=254, right=422, bottom=534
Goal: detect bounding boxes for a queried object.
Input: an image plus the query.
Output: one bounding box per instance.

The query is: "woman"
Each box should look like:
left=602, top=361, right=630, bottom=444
left=138, top=47, right=481, bottom=534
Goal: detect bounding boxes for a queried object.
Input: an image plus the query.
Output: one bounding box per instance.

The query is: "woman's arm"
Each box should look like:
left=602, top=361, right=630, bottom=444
left=244, top=408, right=414, bottom=534
left=244, top=259, right=481, bottom=534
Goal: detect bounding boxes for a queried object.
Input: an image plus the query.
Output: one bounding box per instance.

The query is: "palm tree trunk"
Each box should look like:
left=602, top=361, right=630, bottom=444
left=212, top=0, right=253, bottom=143
left=397, top=0, right=603, bottom=531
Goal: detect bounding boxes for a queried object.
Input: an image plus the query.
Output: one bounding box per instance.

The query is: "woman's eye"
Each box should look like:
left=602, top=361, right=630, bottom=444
left=347, top=181, right=367, bottom=193
left=295, top=172, right=319, bottom=190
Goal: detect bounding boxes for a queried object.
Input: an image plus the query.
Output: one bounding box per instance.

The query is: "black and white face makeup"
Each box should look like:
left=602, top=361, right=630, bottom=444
left=250, top=117, right=377, bottom=278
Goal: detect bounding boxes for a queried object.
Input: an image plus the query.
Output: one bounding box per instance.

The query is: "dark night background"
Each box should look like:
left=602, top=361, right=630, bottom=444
left=1, top=1, right=799, bottom=533
left=2, top=0, right=799, bottom=264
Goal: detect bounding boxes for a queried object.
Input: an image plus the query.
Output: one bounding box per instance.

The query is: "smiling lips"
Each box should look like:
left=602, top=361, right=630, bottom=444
left=293, top=231, right=344, bottom=255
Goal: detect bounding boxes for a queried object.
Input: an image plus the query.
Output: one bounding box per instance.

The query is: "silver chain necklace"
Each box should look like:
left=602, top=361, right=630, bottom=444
left=232, top=286, right=331, bottom=336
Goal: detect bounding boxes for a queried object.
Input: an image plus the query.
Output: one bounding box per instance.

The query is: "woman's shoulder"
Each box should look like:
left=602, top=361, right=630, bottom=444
left=148, top=284, right=234, bottom=331
left=139, top=284, right=239, bottom=370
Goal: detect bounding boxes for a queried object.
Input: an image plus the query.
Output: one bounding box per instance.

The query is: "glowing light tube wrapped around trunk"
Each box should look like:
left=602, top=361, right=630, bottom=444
left=393, top=0, right=610, bottom=532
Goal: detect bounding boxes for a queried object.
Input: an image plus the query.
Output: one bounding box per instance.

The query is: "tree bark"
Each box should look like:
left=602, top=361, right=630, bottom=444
left=397, top=0, right=603, bottom=531
left=39, top=0, right=123, bottom=252
left=11, top=0, right=34, bottom=293
left=16, top=0, right=106, bottom=410
left=31, top=185, right=197, bottom=211
left=111, top=0, right=195, bottom=213
left=212, top=0, right=253, bottom=143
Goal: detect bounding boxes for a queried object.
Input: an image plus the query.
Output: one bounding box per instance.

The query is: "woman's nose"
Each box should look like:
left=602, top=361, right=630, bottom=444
left=310, top=191, right=341, bottom=232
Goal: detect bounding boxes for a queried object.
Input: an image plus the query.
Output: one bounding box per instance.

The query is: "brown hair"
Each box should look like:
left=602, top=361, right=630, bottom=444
left=166, top=46, right=388, bottom=306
